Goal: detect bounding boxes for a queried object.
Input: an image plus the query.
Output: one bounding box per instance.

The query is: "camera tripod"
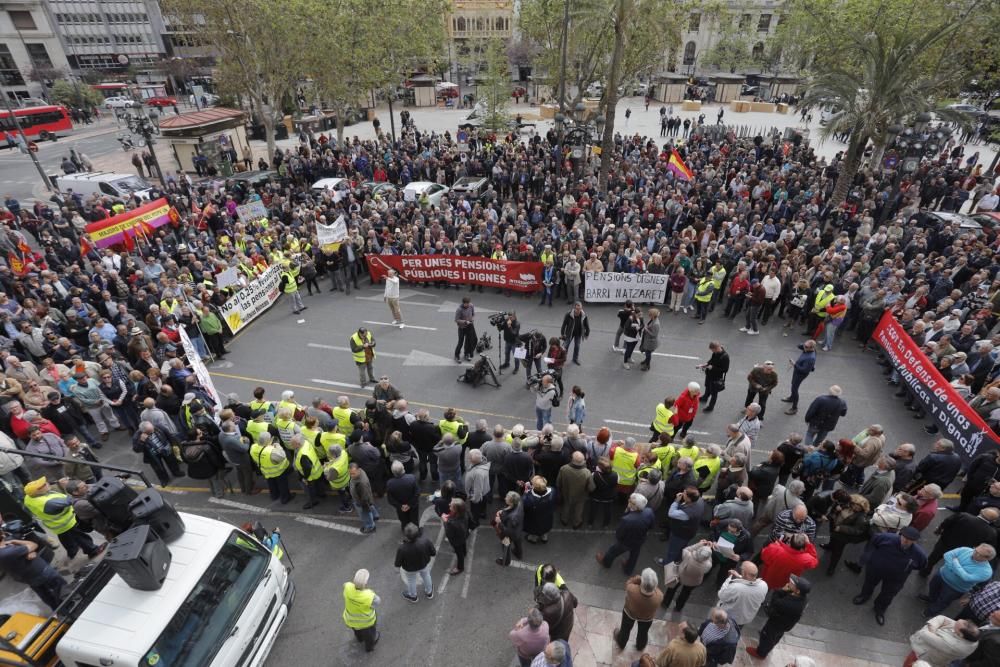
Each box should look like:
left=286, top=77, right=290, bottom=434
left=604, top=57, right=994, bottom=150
left=457, top=353, right=502, bottom=388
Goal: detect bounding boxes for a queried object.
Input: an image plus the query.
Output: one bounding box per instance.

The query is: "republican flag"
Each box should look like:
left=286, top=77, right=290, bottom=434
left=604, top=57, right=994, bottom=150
left=79, top=235, right=94, bottom=257
left=667, top=148, right=694, bottom=181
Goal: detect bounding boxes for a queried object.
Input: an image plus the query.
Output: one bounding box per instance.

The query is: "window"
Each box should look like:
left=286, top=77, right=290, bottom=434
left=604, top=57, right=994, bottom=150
left=739, top=14, right=752, bottom=32
left=26, top=44, right=53, bottom=68
left=456, top=16, right=465, bottom=31
left=758, top=14, right=772, bottom=32
left=688, top=13, right=700, bottom=31
left=0, top=45, right=25, bottom=86
left=752, top=42, right=765, bottom=58
left=8, top=10, right=37, bottom=30
left=143, top=532, right=269, bottom=667
left=682, top=41, right=696, bottom=66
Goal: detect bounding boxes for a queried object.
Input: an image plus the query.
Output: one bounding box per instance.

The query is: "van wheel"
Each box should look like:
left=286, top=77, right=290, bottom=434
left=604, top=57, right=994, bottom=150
left=40, top=130, right=55, bottom=141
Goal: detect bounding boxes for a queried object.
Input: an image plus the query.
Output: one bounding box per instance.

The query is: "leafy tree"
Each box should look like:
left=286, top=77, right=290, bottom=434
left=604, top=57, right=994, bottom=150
left=49, top=79, right=103, bottom=109
left=802, top=26, right=966, bottom=208
left=163, top=0, right=312, bottom=159
left=480, top=38, right=512, bottom=131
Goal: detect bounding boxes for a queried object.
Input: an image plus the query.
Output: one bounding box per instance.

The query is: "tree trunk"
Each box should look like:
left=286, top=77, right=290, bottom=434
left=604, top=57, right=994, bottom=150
left=262, top=115, right=277, bottom=163
left=829, top=133, right=866, bottom=208
left=598, top=0, right=626, bottom=192
left=336, top=112, right=345, bottom=146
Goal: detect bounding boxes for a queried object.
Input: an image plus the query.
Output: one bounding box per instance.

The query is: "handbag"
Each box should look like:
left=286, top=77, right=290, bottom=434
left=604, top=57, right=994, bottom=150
left=662, top=560, right=680, bottom=588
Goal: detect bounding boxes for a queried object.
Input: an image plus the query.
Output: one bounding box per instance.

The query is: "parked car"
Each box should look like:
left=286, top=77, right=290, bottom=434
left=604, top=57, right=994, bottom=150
left=360, top=181, right=398, bottom=198
left=450, top=176, right=491, bottom=203
left=145, top=96, right=177, bottom=107
left=923, top=211, right=984, bottom=238
left=585, top=82, right=604, bottom=98
left=632, top=82, right=649, bottom=97
left=971, top=211, right=1000, bottom=241
left=103, top=96, right=138, bottom=109
left=946, top=103, right=987, bottom=118
left=312, top=177, right=352, bottom=201
left=403, top=181, right=449, bottom=207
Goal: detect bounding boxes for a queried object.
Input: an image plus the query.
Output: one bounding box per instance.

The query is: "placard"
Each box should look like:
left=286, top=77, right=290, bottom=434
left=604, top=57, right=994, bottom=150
left=583, top=271, right=668, bottom=303
left=236, top=198, right=268, bottom=223
left=317, top=215, right=347, bottom=245
left=366, top=254, right=542, bottom=292
left=219, top=263, right=283, bottom=334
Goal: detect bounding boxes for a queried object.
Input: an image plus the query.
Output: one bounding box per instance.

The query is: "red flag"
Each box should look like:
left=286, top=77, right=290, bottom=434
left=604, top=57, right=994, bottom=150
left=7, top=252, right=26, bottom=276
left=122, top=229, right=135, bottom=253
left=16, top=238, right=32, bottom=256
left=79, top=236, right=94, bottom=257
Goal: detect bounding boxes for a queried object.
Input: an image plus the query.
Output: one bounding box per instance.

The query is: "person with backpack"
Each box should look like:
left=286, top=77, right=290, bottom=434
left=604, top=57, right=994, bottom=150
left=179, top=427, right=227, bottom=498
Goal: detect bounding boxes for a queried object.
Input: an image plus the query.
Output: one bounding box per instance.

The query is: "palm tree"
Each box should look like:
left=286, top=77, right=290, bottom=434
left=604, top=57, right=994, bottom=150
left=802, top=25, right=967, bottom=208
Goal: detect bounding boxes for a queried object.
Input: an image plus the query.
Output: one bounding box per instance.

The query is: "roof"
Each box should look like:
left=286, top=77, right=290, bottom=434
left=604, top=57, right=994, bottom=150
left=159, top=107, right=245, bottom=130
left=57, top=512, right=235, bottom=664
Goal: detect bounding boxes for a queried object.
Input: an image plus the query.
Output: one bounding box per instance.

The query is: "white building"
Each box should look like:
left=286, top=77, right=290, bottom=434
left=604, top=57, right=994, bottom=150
left=0, top=0, right=71, bottom=101
left=43, top=0, right=167, bottom=72
left=671, top=1, right=784, bottom=75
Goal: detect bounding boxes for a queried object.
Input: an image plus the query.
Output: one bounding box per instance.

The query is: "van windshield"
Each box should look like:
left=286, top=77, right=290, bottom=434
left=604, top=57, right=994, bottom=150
left=112, top=175, right=152, bottom=193
left=142, top=531, right=270, bottom=667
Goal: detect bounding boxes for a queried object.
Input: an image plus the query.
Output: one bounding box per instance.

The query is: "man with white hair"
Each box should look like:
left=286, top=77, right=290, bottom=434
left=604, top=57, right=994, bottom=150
left=803, top=385, right=847, bottom=446
left=464, top=449, right=491, bottom=524
left=530, top=640, right=569, bottom=667
left=615, top=567, right=663, bottom=651
left=342, top=568, right=380, bottom=652
left=386, top=460, right=420, bottom=529
left=595, top=493, right=655, bottom=575
left=737, top=403, right=762, bottom=446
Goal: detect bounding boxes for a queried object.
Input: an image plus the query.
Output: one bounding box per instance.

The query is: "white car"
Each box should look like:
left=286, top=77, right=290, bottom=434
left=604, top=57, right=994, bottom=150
left=946, top=103, right=986, bottom=118
left=311, top=177, right=351, bottom=202
left=403, top=181, right=450, bottom=208
left=103, top=96, right=137, bottom=109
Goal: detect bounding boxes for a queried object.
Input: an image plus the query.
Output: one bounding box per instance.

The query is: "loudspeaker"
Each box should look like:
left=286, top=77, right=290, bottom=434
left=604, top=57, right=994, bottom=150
left=129, top=488, right=185, bottom=543
left=88, top=477, right=138, bottom=529
left=106, top=524, right=171, bottom=591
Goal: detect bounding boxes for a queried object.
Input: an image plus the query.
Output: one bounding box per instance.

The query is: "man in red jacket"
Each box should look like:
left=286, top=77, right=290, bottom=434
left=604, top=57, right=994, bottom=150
left=760, top=532, right=819, bottom=590
left=671, top=382, right=701, bottom=440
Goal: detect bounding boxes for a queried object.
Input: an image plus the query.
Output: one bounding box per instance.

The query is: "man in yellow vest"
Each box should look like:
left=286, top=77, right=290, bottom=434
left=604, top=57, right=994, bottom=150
left=650, top=432, right=678, bottom=472
left=693, top=444, right=723, bottom=492
left=272, top=407, right=300, bottom=450
left=281, top=261, right=305, bottom=315
left=23, top=477, right=106, bottom=559
left=610, top=437, right=640, bottom=496
left=332, top=396, right=361, bottom=436
left=324, top=443, right=354, bottom=513
left=437, top=407, right=468, bottom=446
left=288, top=434, right=325, bottom=509
left=350, top=327, right=377, bottom=389
left=649, top=397, right=676, bottom=443
left=806, top=283, right=835, bottom=336
left=675, top=436, right=700, bottom=467
left=249, top=432, right=292, bottom=504
left=343, top=568, right=380, bottom=652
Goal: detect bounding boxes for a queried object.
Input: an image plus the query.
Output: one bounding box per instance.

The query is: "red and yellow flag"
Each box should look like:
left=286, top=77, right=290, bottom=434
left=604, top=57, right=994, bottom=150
left=667, top=148, right=694, bottom=181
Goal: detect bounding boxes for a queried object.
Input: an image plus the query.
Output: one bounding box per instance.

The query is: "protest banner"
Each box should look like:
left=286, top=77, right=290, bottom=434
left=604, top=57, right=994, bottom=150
left=583, top=271, right=669, bottom=303
left=366, top=254, right=542, bottom=292
left=84, top=198, right=172, bottom=248
left=178, top=326, right=221, bottom=408
left=219, top=264, right=283, bottom=334
left=236, top=199, right=268, bottom=223
left=873, top=311, right=1000, bottom=464
left=317, top=215, right=347, bottom=246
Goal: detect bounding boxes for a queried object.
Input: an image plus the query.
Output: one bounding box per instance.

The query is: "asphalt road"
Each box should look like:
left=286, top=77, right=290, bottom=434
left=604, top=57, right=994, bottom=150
left=1, top=283, right=945, bottom=665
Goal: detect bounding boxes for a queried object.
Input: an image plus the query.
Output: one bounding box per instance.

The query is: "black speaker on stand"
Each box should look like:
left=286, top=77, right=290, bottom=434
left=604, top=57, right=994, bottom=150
left=88, top=477, right=139, bottom=530
left=105, top=524, right=171, bottom=591
left=129, top=488, right=185, bottom=542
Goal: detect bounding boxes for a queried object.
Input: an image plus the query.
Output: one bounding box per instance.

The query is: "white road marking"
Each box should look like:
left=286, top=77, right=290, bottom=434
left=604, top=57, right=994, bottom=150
left=460, top=529, right=477, bottom=599
left=437, top=555, right=457, bottom=594
left=355, top=294, right=440, bottom=308
left=295, top=515, right=361, bottom=535
left=507, top=559, right=538, bottom=572
left=311, top=378, right=363, bottom=388
left=363, top=320, right=437, bottom=331
left=208, top=497, right=268, bottom=513
left=651, top=351, right=700, bottom=360
left=307, top=342, right=456, bottom=366
left=604, top=419, right=649, bottom=428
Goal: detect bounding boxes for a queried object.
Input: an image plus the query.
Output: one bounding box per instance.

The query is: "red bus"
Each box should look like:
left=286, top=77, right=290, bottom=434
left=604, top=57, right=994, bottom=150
left=0, top=105, right=74, bottom=142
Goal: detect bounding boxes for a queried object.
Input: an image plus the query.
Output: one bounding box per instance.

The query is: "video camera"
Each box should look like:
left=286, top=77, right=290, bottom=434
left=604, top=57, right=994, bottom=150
left=489, top=311, right=512, bottom=328
left=475, top=332, right=492, bottom=354
left=526, top=368, right=562, bottom=392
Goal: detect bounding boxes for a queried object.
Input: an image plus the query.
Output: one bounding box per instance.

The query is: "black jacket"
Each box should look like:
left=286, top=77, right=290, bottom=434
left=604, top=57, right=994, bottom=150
left=764, top=589, right=807, bottom=632
left=914, top=450, right=963, bottom=488
left=965, top=452, right=1000, bottom=496
left=804, top=394, right=847, bottom=431
left=560, top=311, right=590, bottom=340
left=934, top=512, right=998, bottom=553
left=409, top=420, right=441, bottom=454
left=41, top=401, right=88, bottom=434
left=386, top=474, right=420, bottom=510
left=444, top=514, right=470, bottom=549
left=394, top=536, right=436, bottom=572
left=705, top=350, right=730, bottom=382
left=616, top=507, right=655, bottom=549
left=503, top=450, right=534, bottom=484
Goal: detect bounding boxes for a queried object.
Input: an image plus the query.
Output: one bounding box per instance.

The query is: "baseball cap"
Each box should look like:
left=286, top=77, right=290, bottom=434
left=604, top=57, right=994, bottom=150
left=900, top=526, right=921, bottom=541
left=789, top=574, right=811, bottom=594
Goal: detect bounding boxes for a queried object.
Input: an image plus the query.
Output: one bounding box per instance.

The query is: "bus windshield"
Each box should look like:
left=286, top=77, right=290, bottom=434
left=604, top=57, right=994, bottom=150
left=142, top=531, right=270, bottom=667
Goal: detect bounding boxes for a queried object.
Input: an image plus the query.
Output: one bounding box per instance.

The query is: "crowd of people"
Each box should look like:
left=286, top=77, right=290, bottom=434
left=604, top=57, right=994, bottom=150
left=0, top=103, right=999, bottom=665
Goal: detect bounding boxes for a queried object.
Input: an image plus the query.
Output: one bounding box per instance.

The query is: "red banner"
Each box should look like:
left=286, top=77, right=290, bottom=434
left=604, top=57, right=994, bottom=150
left=366, top=254, right=543, bottom=292
left=873, top=311, right=1000, bottom=464
left=83, top=198, right=172, bottom=249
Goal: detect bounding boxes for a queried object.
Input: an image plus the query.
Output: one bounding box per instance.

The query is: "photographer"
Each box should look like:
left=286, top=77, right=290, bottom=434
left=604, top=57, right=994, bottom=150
left=545, top=337, right=565, bottom=395
left=535, top=375, right=559, bottom=431
left=519, top=330, right=547, bottom=381
left=497, top=312, right=521, bottom=371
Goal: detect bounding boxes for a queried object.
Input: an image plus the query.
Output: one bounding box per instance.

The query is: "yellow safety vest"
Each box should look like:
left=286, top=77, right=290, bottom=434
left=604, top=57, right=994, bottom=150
left=273, top=417, right=298, bottom=447
left=294, top=441, right=324, bottom=482
left=250, top=443, right=290, bottom=479
left=247, top=420, right=269, bottom=443
left=300, top=426, right=324, bottom=458
left=650, top=444, right=677, bottom=472
left=676, top=444, right=700, bottom=464
left=540, top=250, right=555, bottom=265
left=695, top=455, right=722, bottom=491
left=282, top=267, right=299, bottom=293
left=813, top=289, right=834, bottom=316
left=324, top=450, right=351, bottom=490
left=277, top=399, right=299, bottom=416
left=438, top=418, right=467, bottom=445
left=342, top=582, right=377, bottom=629
left=710, top=266, right=726, bottom=289
left=24, top=492, right=77, bottom=535
left=534, top=565, right=566, bottom=589
left=695, top=278, right=714, bottom=302
left=652, top=404, right=675, bottom=437
left=319, top=431, right=347, bottom=456
left=332, top=406, right=356, bottom=434
left=160, top=298, right=180, bottom=314
left=350, top=332, right=374, bottom=364
left=612, top=447, right=639, bottom=487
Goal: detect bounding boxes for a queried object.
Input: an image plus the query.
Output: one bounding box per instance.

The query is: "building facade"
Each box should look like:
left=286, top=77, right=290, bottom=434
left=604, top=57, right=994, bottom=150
left=672, top=0, right=784, bottom=75
left=0, top=0, right=71, bottom=101
left=43, top=0, right=168, bottom=72
left=445, top=0, right=515, bottom=84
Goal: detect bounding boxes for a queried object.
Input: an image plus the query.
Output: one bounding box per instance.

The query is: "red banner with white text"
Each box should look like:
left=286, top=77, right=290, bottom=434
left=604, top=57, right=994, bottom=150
left=873, top=311, right=1000, bottom=464
left=366, top=254, right=543, bottom=292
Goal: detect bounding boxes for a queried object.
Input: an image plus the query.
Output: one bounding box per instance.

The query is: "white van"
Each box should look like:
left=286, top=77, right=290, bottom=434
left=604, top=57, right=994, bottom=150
left=0, top=512, right=293, bottom=667
left=52, top=171, right=154, bottom=200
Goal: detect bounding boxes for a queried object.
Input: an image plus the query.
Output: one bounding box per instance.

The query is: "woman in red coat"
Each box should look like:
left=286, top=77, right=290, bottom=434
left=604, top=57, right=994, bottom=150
left=671, top=382, right=701, bottom=439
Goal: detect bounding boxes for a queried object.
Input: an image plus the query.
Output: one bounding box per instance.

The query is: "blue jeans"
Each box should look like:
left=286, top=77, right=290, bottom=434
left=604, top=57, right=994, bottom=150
left=536, top=407, right=551, bottom=431
left=665, top=534, right=690, bottom=563
left=805, top=426, right=829, bottom=447
left=356, top=503, right=380, bottom=531
left=439, top=468, right=463, bottom=493
left=400, top=565, right=433, bottom=597
left=925, top=572, right=964, bottom=616
left=191, top=334, right=209, bottom=359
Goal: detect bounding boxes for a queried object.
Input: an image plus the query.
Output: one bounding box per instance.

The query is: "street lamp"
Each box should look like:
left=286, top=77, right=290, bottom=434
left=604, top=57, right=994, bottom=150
left=123, top=109, right=164, bottom=183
